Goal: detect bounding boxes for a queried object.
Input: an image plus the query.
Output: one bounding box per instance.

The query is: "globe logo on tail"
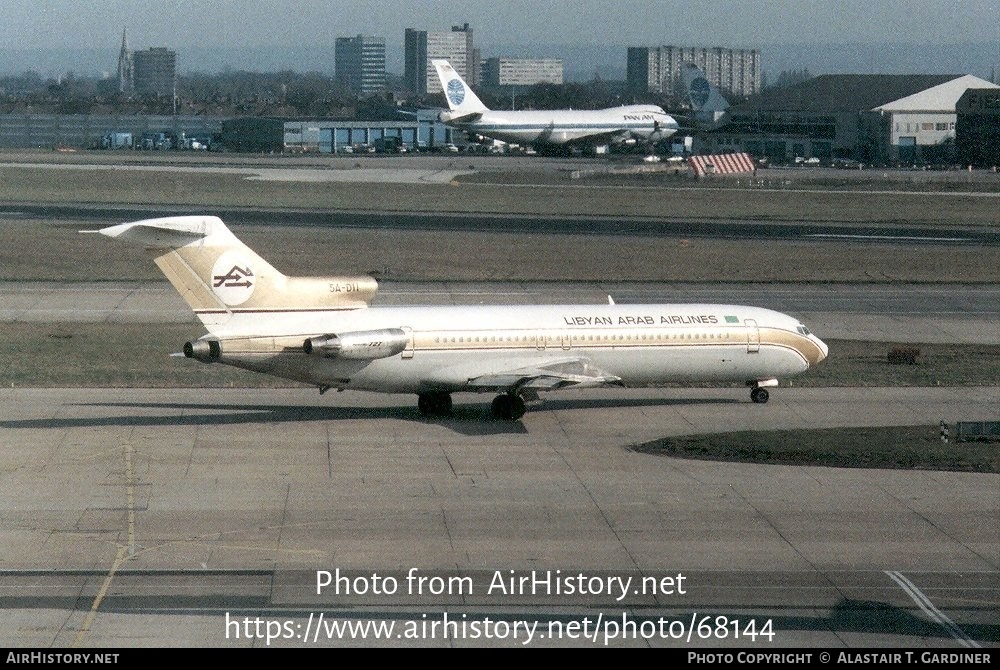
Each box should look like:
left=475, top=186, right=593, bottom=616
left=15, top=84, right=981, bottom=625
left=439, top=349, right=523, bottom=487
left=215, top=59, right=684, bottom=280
left=689, top=77, right=711, bottom=110
left=447, top=79, right=465, bottom=107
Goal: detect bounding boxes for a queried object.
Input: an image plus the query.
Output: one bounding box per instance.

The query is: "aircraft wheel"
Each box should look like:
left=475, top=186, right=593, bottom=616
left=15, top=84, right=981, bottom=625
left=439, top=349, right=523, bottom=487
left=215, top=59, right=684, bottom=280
left=418, top=392, right=452, bottom=416
left=436, top=393, right=453, bottom=415
left=491, top=395, right=512, bottom=419
left=491, top=394, right=527, bottom=420
left=509, top=395, right=526, bottom=419
left=750, top=387, right=770, bottom=404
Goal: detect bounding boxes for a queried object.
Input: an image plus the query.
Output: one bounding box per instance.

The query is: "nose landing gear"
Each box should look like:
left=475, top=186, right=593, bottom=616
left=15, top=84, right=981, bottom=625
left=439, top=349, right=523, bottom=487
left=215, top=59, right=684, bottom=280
left=748, top=379, right=777, bottom=404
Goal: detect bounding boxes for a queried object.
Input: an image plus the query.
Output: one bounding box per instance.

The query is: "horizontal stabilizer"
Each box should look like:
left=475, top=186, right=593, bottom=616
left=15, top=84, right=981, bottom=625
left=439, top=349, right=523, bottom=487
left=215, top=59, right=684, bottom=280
left=87, top=216, right=239, bottom=248
left=440, top=111, right=483, bottom=124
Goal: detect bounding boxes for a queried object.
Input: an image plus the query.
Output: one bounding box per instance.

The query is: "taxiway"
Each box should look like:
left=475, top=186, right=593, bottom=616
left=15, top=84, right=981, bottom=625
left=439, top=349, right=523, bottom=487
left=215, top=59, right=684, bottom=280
left=1, top=386, right=996, bottom=647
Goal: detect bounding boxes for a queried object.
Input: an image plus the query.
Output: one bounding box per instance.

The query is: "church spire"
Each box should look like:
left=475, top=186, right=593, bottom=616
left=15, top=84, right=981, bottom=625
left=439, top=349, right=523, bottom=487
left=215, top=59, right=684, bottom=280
left=117, top=27, right=134, bottom=95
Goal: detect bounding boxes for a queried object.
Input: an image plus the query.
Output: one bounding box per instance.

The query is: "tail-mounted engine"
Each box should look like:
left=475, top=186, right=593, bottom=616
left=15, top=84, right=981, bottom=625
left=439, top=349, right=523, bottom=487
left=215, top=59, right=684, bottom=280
left=183, top=339, right=221, bottom=362
left=303, top=328, right=409, bottom=360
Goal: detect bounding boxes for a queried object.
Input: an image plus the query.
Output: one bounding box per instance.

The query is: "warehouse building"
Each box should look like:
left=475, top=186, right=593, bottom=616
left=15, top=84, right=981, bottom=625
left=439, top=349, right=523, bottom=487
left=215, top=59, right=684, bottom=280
left=221, top=111, right=454, bottom=153
left=0, top=114, right=221, bottom=149
left=702, top=74, right=998, bottom=163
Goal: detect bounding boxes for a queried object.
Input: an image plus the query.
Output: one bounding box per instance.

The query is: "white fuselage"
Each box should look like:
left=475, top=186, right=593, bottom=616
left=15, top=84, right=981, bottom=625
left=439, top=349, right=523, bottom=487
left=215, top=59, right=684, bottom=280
left=450, top=105, right=679, bottom=147
left=202, top=303, right=827, bottom=394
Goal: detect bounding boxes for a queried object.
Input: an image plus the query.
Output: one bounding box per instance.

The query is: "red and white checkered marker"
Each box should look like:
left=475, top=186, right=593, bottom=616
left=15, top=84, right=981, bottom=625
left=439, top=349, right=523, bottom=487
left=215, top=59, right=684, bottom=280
left=689, top=152, right=756, bottom=177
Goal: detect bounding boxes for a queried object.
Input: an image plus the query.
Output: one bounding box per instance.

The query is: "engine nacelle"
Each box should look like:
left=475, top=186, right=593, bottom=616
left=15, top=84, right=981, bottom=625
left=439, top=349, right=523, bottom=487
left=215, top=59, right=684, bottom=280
left=183, top=339, right=221, bottom=363
left=303, top=328, right=409, bottom=360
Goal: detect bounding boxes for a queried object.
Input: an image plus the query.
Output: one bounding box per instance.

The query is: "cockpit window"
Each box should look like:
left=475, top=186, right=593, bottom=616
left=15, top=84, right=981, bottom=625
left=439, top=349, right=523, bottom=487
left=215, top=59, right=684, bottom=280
left=796, top=325, right=811, bottom=336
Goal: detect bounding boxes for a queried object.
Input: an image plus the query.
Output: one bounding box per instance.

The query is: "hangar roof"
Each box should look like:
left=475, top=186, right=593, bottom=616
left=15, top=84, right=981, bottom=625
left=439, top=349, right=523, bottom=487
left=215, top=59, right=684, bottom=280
left=873, top=75, right=999, bottom=112
left=736, top=74, right=997, bottom=113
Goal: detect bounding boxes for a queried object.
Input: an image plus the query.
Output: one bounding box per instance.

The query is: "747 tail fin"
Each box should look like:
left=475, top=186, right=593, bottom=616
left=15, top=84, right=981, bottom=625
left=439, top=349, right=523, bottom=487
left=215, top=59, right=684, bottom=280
left=679, top=63, right=729, bottom=126
left=432, top=59, right=488, bottom=120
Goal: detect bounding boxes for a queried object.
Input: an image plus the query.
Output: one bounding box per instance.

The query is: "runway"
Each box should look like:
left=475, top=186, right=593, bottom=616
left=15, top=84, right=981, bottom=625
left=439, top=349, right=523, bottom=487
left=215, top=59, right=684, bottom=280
left=0, top=386, right=996, bottom=647
left=4, top=280, right=998, bottom=344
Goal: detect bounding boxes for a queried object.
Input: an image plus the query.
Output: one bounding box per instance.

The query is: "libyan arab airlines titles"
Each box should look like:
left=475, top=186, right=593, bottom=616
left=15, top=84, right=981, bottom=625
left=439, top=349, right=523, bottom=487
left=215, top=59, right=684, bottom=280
left=564, top=314, right=722, bottom=326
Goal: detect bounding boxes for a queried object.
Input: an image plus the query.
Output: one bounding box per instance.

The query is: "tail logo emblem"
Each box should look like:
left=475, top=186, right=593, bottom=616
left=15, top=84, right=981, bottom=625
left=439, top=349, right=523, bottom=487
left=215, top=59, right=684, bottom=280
left=213, top=266, right=253, bottom=288
left=211, top=252, right=256, bottom=306
left=446, top=79, right=465, bottom=107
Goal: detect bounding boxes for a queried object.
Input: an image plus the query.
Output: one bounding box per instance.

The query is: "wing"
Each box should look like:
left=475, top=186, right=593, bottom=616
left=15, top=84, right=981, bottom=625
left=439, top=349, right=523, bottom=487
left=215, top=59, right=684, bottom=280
left=425, top=356, right=622, bottom=393
left=564, top=129, right=634, bottom=147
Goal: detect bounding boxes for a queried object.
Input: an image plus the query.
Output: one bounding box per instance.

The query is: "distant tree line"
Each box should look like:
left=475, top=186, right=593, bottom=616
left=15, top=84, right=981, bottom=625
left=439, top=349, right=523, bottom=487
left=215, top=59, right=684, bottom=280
left=0, top=68, right=673, bottom=118
left=0, top=69, right=381, bottom=117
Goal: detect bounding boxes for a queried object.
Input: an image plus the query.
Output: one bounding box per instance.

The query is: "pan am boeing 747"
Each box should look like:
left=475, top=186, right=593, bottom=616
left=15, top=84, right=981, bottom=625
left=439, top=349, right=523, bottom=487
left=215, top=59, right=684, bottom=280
left=91, top=216, right=827, bottom=419
left=433, top=59, right=679, bottom=150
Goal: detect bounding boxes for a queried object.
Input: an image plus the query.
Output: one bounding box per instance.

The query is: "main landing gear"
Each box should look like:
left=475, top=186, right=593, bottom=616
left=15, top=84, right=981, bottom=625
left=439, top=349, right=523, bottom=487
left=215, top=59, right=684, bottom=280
left=417, top=392, right=527, bottom=420
left=417, top=391, right=452, bottom=417
left=491, top=393, right=526, bottom=420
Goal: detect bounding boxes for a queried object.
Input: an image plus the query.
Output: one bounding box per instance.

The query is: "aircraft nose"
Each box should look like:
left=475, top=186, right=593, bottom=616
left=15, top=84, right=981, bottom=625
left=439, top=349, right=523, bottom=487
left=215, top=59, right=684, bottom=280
left=812, top=335, right=829, bottom=363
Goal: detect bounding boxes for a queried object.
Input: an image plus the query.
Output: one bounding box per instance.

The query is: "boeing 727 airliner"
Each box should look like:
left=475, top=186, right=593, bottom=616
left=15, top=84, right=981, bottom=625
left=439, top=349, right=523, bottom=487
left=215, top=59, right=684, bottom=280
left=432, top=59, right=679, bottom=150
left=91, top=216, right=828, bottom=419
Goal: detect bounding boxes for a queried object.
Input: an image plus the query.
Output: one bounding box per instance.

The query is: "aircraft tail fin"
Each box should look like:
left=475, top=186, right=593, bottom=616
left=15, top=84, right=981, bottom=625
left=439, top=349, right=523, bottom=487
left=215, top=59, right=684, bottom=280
left=432, top=59, right=488, bottom=117
left=90, top=216, right=377, bottom=332
left=679, top=63, right=729, bottom=125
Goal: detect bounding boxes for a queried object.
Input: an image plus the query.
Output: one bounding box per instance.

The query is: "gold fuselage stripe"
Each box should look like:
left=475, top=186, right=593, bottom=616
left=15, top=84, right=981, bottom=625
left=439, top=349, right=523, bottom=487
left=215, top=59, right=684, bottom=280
left=215, top=326, right=823, bottom=366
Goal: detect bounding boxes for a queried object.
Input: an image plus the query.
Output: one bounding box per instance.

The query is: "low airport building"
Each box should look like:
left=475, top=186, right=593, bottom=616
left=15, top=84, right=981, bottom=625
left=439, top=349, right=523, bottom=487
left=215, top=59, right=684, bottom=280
left=0, top=114, right=222, bottom=150
left=956, top=88, right=1000, bottom=168
left=700, top=74, right=998, bottom=164
left=220, top=111, right=455, bottom=153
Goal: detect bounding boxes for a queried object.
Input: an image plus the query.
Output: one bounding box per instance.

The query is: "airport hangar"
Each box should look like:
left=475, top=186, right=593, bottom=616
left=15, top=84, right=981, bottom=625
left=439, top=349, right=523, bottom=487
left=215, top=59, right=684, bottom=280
left=0, top=112, right=455, bottom=154
left=694, top=74, right=999, bottom=164
left=221, top=109, right=457, bottom=154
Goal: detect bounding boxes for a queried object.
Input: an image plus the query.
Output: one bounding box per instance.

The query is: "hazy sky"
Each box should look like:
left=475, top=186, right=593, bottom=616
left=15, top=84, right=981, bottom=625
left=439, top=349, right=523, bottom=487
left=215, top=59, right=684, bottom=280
left=6, top=0, right=999, bottom=50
